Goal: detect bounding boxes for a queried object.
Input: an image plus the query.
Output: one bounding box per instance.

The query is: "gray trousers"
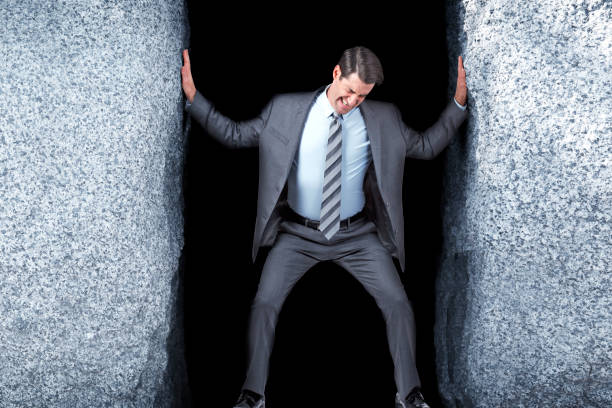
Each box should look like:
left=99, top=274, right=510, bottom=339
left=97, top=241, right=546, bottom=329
left=241, top=216, right=420, bottom=399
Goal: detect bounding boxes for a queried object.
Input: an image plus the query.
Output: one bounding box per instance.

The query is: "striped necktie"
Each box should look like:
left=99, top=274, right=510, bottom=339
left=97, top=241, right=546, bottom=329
left=319, top=112, right=342, bottom=240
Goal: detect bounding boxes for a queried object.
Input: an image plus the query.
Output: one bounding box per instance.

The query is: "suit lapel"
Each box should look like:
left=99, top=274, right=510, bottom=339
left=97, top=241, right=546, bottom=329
left=283, top=87, right=325, bottom=173
left=360, top=100, right=385, bottom=192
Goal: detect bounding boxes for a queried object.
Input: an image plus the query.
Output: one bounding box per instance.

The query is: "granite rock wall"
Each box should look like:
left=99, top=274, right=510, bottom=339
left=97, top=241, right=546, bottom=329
left=0, top=1, right=189, bottom=406
left=436, top=0, right=611, bottom=407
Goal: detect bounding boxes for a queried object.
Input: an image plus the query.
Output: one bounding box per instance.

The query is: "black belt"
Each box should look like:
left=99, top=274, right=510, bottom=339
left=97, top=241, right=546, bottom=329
left=282, top=206, right=367, bottom=230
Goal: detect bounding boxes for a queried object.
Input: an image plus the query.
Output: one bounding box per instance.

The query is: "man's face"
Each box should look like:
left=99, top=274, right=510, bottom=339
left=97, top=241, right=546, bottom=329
left=326, top=65, right=375, bottom=115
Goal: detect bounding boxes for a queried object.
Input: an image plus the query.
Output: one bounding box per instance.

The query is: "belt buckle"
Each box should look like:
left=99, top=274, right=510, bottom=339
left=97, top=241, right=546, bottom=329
left=304, top=217, right=318, bottom=229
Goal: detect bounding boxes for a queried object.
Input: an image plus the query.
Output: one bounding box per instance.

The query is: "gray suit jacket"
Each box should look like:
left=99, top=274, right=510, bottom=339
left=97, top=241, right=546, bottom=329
left=187, top=87, right=467, bottom=272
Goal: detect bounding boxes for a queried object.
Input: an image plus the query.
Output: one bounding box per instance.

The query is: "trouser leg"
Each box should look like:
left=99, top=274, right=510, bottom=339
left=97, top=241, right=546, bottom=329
left=334, top=232, right=420, bottom=399
left=242, top=233, right=317, bottom=395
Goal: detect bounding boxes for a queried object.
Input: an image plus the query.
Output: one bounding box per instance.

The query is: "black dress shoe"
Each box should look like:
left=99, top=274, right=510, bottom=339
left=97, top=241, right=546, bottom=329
left=395, top=388, right=431, bottom=408
left=233, top=389, right=265, bottom=408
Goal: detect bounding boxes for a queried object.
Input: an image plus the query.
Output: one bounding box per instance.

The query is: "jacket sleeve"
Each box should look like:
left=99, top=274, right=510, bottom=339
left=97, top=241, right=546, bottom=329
left=186, top=90, right=273, bottom=148
left=398, top=99, right=468, bottom=159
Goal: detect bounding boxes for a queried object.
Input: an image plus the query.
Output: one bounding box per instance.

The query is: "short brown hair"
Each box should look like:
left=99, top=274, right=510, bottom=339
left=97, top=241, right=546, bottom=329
left=337, top=46, right=384, bottom=85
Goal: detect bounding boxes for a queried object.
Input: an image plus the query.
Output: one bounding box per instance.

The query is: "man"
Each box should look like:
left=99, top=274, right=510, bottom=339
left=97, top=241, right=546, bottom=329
left=181, top=46, right=467, bottom=408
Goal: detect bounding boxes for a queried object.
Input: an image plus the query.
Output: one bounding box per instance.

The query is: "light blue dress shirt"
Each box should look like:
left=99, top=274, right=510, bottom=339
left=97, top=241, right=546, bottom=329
left=288, top=86, right=372, bottom=221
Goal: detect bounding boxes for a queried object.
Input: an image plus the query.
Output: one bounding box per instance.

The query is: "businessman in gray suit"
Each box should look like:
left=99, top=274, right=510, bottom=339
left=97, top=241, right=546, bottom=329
left=181, top=46, right=467, bottom=408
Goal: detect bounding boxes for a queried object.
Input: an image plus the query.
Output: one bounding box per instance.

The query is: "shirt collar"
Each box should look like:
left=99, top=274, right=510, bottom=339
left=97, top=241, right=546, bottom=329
left=316, top=84, right=336, bottom=118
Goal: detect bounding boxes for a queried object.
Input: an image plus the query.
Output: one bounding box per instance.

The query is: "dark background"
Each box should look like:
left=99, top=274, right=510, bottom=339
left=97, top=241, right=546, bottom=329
left=181, top=2, right=456, bottom=407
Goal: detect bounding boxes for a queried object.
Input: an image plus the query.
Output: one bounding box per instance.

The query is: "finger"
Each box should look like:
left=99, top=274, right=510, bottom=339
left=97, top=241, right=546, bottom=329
left=182, top=49, right=190, bottom=67
left=458, top=55, right=464, bottom=71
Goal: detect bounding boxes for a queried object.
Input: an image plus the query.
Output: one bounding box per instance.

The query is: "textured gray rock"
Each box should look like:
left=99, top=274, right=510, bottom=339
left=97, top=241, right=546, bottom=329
left=436, top=0, right=611, bottom=407
left=0, top=1, right=189, bottom=407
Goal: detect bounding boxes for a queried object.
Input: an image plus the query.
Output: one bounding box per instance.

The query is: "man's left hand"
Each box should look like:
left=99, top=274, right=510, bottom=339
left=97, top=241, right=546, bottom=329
left=454, top=56, right=467, bottom=106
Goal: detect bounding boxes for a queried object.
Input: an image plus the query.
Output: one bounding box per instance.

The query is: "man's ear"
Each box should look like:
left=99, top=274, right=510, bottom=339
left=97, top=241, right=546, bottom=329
left=332, top=65, right=342, bottom=81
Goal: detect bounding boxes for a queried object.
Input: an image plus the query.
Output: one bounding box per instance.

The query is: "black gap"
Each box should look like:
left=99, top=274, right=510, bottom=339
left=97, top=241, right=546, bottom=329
left=182, top=3, right=450, bottom=407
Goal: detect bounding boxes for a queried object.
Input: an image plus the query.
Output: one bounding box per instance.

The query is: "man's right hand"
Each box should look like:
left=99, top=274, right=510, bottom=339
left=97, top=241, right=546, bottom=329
left=181, top=49, right=196, bottom=103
